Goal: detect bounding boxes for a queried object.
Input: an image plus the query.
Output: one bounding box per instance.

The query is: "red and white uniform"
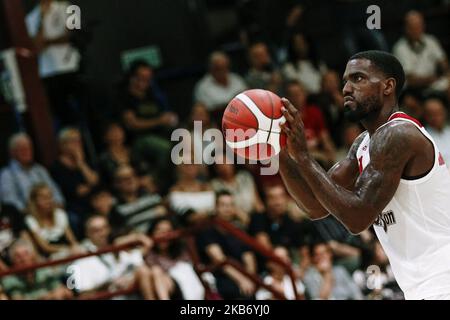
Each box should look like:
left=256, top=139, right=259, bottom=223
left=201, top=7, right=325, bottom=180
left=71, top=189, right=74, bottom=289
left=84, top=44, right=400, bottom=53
left=356, top=112, right=450, bottom=300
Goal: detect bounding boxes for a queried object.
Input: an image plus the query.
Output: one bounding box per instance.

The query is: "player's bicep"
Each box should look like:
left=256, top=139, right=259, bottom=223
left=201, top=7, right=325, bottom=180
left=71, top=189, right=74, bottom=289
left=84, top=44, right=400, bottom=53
left=355, top=123, right=413, bottom=214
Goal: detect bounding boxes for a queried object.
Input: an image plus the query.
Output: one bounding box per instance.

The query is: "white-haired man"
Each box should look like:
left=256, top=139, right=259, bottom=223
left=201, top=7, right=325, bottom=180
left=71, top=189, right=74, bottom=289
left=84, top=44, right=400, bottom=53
left=0, top=133, right=64, bottom=211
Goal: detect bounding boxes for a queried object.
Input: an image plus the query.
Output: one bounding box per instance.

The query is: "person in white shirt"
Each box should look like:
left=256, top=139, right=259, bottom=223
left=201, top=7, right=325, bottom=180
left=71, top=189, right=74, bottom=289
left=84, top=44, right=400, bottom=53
left=71, top=215, right=163, bottom=299
left=424, top=98, right=450, bottom=166
left=392, top=10, right=449, bottom=93
left=25, top=0, right=81, bottom=125
left=194, top=51, right=247, bottom=121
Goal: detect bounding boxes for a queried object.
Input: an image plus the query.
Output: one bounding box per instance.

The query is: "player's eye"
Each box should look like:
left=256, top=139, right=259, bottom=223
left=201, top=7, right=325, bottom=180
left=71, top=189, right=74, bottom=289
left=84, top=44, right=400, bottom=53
left=355, top=75, right=363, bottom=82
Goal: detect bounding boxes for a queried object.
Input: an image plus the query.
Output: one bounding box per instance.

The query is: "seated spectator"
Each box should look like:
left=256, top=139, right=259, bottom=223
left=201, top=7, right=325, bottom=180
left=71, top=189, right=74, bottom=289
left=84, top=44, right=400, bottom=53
left=197, top=191, right=257, bottom=299
left=98, top=122, right=153, bottom=188
left=353, top=240, right=403, bottom=300
left=184, top=102, right=216, bottom=179
left=110, top=165, right=166, bottom=235
left=249, top=185, right=306, bottom=255
left=424, top=98, right=450, bottom=166
left=211, top=154, right=264, bottom=222
left=50, top=127, right=99, bottom=238
left=311, top=214, right=370, bottom=274
left=0, top=133, right=64, bottom=212
left=282, top=32, right=327, bottom=94
left=25, top=184, right=79, bottom=258
left=0, top=203, right=29, bottom=271
left=72, top=215, right=160, bottom=300
left=145, top=216, right=204, bottom=300
left=168, top=163, right=215, bottom=224
left=1, top=240, right=73, bottom=300
left=285, top=80, right=336, bottom=168
left=245, top=42, right=283, bottom=94
left=313, top=70, right=346, bottom=148
left=393, top=10, right=449, bottom=93
left=303, top=242, right=363, bottom=300
left=255, top=246, right=306, bottom=300
left=88, top=187, right=116, bottom=218
left=194, top=51, right=247, bottom=122
left=117, top=60, right=178, bottom=191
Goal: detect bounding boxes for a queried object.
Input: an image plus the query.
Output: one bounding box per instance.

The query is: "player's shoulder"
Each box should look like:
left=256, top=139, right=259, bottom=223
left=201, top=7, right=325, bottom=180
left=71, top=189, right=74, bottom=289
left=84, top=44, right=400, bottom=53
left=370, top=120, right=423, bottom=155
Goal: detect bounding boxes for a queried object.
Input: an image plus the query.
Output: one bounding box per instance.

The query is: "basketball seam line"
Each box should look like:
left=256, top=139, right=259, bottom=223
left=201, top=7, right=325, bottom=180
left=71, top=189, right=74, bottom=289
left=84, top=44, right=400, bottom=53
left=266, top=90, right=275, bottom=145
left=244, top=93, right=271, bottom=144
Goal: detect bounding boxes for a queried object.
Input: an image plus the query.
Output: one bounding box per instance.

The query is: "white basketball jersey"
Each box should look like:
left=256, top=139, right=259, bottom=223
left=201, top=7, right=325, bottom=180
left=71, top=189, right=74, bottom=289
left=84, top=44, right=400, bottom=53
left=356, top=112, right=450, bottom=300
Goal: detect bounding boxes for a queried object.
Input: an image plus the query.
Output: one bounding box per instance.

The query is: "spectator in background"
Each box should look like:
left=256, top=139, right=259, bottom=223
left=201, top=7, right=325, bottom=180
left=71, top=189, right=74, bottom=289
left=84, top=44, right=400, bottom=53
left=393, top=10, right=449, bottom=94
left=110, top=165, right=166, bottom=236
left=50, top=127, right=99, bottom=237
left=185, top=102, right=216, bottom=179
left=313, top=70, right=346, bottom=148
left=1, top=240, right=73, bottom=300
left=197, top=191, right=257, bottom=299
left=0, top=133, right=64, bottom=212
left=25, top=184, right=79, bottom=258
left=118, top=60, right=178, bottom=191
left=285, top=81, right=336, bottom=169
left=283, top=32, right=327, bottom=94
left=0, top=203, right=29, bottom=271
left=98, top=122, right=154, bottom=190
left=146, top=216, right=204, bottom=300
left=303, top=242, right=363, bottom=300
left=73, top=215, right=160, bottom=300
left=245, top=42, right=283, bottom=94
left=353, top=240, right=403, bottom=300
left=424, top=98, right=450, bottom=166
left=211, top=154, right=264, bottom=224
left=249, top=185, right=304, bottom=254
left=168, top=163, right=215, bottom=224
left=194, top=51, right=247, bottom=122
left=255, top=246, right=306, bottom=300
left=25, top=0, right=81, bottom=126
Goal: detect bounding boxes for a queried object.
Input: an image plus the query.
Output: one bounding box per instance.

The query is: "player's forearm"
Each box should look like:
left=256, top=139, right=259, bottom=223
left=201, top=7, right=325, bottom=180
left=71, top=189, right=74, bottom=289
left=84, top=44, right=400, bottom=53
left=279, top=151, right=329, bottom=219
left=296, top=155, right=375, bottom=233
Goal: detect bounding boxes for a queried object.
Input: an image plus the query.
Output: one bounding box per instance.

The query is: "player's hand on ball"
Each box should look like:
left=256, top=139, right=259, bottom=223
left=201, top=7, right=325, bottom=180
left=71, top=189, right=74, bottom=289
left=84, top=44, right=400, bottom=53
left=280, top=98, right=309, bottom=163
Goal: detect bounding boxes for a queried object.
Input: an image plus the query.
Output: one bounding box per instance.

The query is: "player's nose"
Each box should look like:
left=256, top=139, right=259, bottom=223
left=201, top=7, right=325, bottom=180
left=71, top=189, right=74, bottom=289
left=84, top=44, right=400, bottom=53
left=342, top=81, right=353, bottom=96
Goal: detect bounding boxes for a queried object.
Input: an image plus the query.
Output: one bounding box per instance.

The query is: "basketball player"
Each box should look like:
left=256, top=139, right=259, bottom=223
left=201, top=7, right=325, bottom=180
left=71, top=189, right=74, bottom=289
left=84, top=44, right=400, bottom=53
left=279, top=50, right=450, bottom=300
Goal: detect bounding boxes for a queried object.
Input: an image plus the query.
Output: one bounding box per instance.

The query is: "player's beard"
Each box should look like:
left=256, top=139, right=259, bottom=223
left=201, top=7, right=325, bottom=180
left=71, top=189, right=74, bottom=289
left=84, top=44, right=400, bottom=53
left=344, top=95, right=382, bottom=123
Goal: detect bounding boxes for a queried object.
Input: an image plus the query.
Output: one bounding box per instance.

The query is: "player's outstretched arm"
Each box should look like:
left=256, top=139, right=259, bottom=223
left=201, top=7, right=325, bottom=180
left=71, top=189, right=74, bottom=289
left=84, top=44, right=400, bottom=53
left=280, top=99, right=414, bottom=234
left=279, top=132, right=362, bottom=220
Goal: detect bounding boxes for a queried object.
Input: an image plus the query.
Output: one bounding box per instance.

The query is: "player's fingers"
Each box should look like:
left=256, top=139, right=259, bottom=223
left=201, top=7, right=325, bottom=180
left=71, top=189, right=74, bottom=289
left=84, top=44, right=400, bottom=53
left=281, top=98, right=300, bottom=118
left=280, top=122, right=291, bottom=135
left=281, top=107, right=295, bottom=124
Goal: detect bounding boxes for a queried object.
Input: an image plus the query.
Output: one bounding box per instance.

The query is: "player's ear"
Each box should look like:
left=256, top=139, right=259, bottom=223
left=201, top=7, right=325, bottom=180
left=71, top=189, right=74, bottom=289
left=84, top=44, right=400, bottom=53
left=383, top=78, right=396, bottom=96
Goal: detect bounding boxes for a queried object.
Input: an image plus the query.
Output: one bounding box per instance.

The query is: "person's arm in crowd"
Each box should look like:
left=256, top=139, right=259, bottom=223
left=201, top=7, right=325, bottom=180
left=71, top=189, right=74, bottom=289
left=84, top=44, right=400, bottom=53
left=206, top=244, right=255, bottom=296
left=38, top=166, right=65, bottom=207
left=28, top=230, right=70, bottom=255
left=328, top=240, right=360, bottom=258
left=318, top=269, right=334, bottom=300
left=64, top=226, right=79, bottom=248
left=74, top=148, right=99, bottom=188
left=254, top=231, right=273, bottom=250
left=0, top=258, right=8, bottom=272
left=242, top=251, right=257, bottom=275
left=114, top=232, right=154, bottom=255
left=252, top=187, right=265, bottom=213
left=122, top=110, right=176, bottom=131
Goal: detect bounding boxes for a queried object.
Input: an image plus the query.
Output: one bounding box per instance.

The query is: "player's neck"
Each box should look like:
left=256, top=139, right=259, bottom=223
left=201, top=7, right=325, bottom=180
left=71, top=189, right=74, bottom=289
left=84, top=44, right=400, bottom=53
left=362, top=106, right=398, bottom=136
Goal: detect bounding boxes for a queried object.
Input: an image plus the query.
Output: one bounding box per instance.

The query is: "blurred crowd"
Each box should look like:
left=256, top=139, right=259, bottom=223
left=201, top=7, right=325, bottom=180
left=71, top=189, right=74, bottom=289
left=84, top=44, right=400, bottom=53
left=0, top=0, right=449, bottom=300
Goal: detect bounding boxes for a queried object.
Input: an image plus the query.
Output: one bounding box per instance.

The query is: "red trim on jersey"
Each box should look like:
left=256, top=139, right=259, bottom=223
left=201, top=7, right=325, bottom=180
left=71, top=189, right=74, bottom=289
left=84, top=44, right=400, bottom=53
left=439, top=153, right=446, bottom=166
left=388, top=112, right=423, bottom=127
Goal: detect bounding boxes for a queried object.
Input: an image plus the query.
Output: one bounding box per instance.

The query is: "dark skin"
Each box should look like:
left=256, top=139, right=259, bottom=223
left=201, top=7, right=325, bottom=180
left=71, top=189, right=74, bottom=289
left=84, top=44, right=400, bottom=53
left=279, top=58, right=435, bottom=234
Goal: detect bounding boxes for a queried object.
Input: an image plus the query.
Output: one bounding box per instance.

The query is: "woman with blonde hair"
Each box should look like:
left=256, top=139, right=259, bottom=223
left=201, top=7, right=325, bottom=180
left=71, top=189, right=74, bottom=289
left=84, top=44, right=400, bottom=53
left=25, top=183, right=79, bottom=258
